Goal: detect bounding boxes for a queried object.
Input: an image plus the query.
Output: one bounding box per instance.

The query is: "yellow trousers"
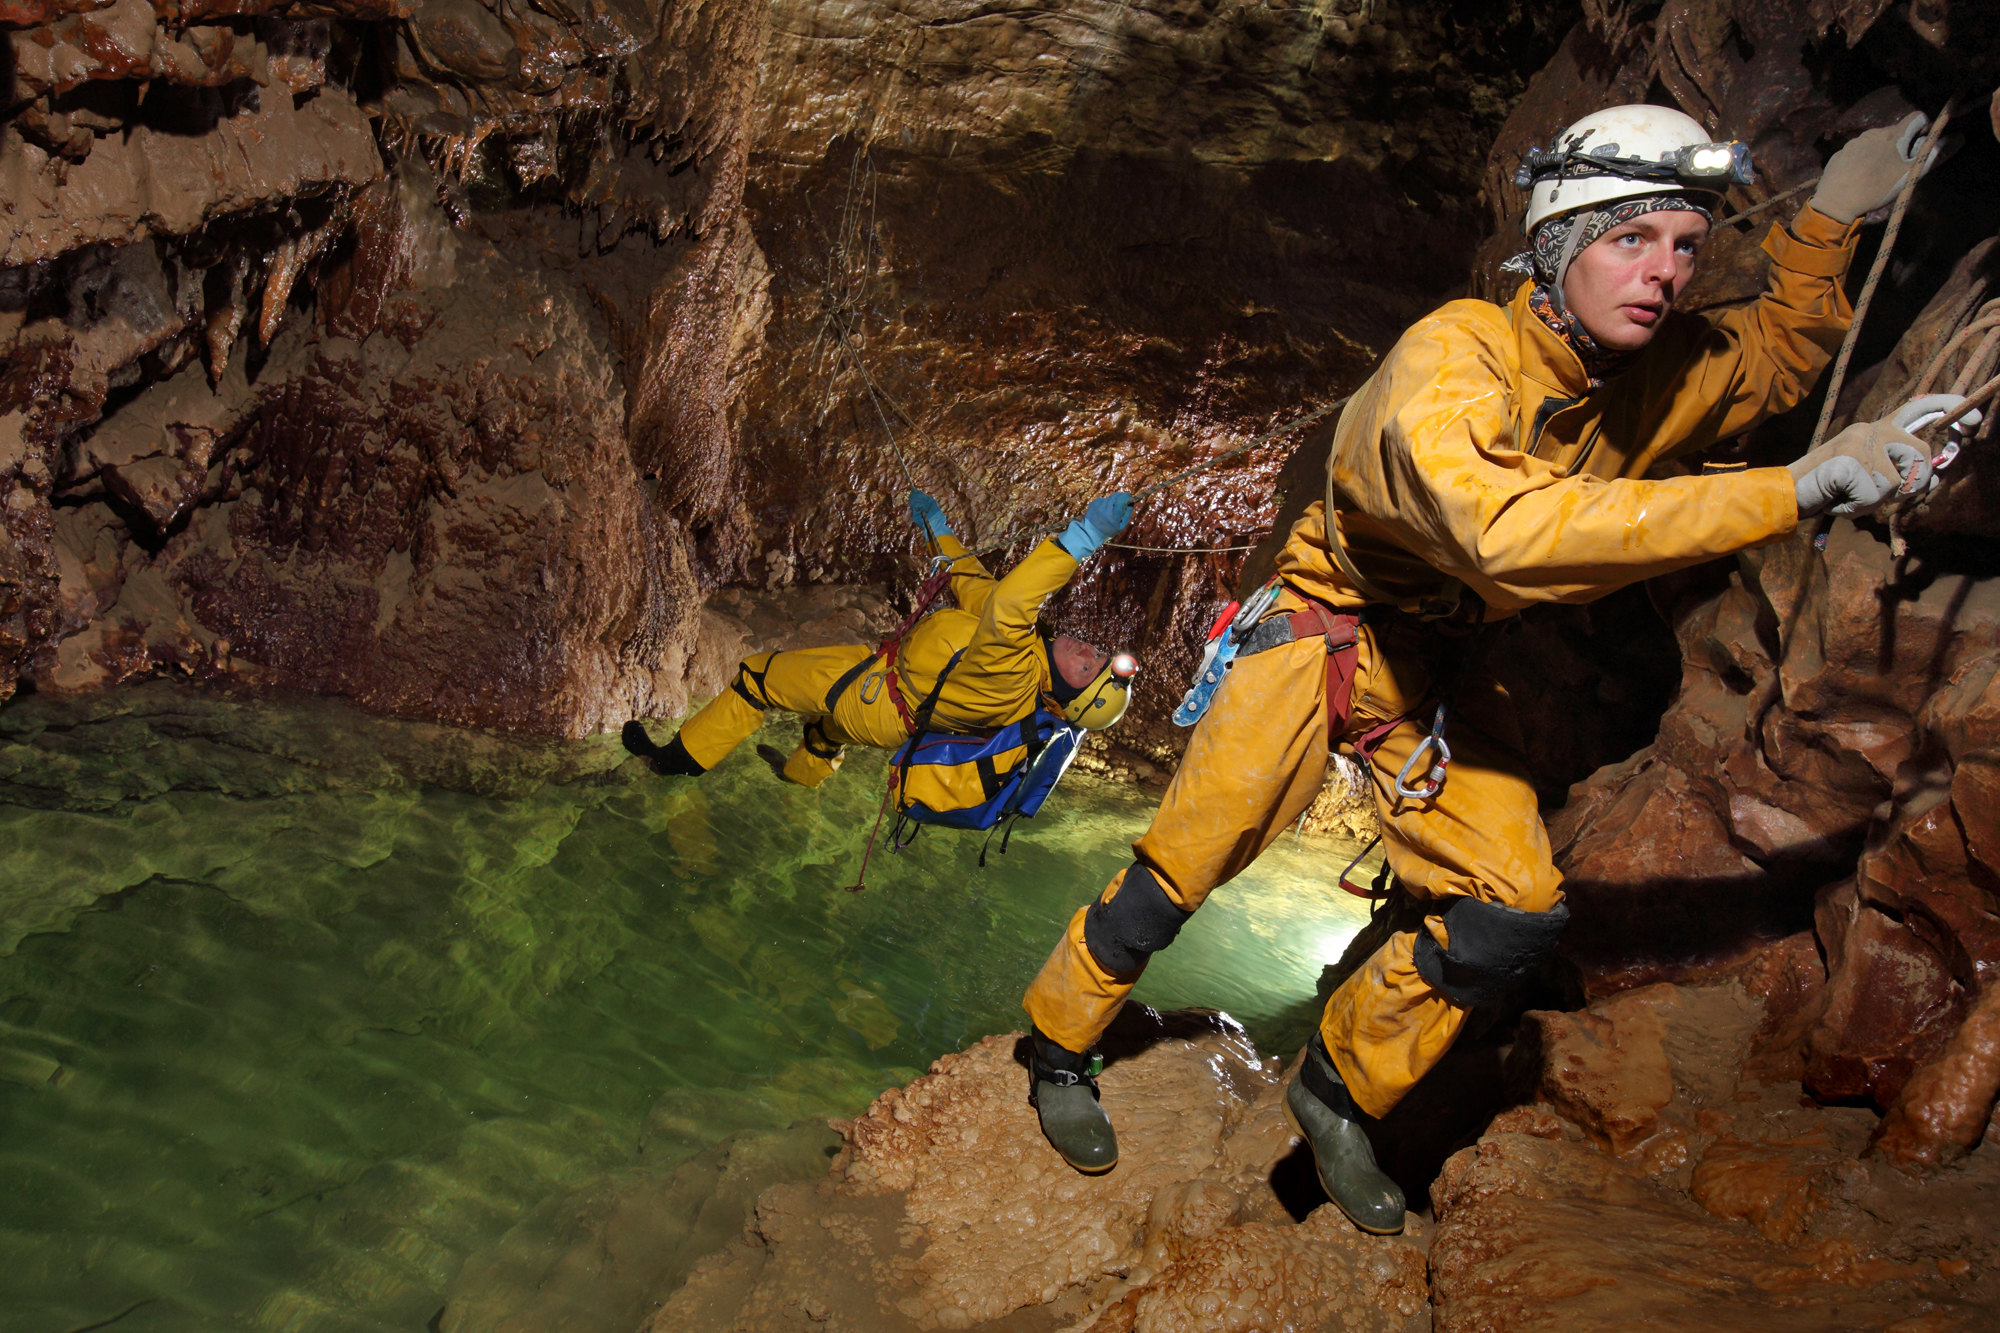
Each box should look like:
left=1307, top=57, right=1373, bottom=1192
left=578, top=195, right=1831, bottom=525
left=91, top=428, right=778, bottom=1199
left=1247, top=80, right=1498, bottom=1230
left=1021, top=610, right=1564, bottom=1118
left=675, top=646, right=914, bottom=787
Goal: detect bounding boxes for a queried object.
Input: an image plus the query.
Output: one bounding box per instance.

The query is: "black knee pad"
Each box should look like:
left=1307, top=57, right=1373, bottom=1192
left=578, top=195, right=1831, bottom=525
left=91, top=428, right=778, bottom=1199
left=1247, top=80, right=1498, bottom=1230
left=732, top=659, right=773, bottom=710
left=1083, top=864, right=1192, bottom=974
left=1412, top=897, right=1570, bottom=1006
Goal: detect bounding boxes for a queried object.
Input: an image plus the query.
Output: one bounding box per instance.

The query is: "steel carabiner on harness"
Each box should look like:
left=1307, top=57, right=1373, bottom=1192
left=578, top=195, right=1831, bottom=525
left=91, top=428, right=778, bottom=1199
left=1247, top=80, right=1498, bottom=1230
left=1394, top=702, right=1451, bottom=801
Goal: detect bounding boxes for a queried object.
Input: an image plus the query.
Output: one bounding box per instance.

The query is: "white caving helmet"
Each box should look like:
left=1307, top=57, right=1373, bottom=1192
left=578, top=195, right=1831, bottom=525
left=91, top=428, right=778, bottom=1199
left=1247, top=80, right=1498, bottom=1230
left=1518, top=104, right=1748, bottom=235
left=1513, top=104, right=1753, bottom=311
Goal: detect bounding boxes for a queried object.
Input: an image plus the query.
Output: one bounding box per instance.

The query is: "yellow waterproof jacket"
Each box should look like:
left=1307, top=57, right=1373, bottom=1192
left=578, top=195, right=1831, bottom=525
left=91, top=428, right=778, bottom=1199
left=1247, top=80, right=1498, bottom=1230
left=1277, top=206, right=1860, bottom=616
left=886, top=534, right=1075, bottom=732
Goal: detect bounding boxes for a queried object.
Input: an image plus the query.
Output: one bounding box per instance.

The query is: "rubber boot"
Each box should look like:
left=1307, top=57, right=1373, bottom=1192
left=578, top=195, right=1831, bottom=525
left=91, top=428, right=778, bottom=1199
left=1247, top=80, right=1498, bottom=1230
left=621, top=722, right=704, bottom=777
left=1283, top=1033, right=1406, bottom=1234
left=1028, top=1028, right=1117, bottom=1174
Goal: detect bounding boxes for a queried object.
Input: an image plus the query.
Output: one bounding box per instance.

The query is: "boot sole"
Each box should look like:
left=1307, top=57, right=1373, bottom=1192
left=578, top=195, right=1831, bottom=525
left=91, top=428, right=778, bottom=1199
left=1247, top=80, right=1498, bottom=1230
left=1281, top=1093, right=1405, bottom=1236
left=1056, top=1150, right=1116, bottom=1175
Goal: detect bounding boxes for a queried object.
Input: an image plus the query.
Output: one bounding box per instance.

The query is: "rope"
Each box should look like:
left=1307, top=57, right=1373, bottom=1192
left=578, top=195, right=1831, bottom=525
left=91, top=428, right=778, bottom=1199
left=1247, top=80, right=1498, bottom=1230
left=1923, top=370, right=2000, bottom=435
left=944, top=391, right=1354, bottom=563
left=1104, top=540, right=1261, bottom=554
left=1714, top=177, right=1819, bottom=228
left=1808, top=103, right=1955, bottom=451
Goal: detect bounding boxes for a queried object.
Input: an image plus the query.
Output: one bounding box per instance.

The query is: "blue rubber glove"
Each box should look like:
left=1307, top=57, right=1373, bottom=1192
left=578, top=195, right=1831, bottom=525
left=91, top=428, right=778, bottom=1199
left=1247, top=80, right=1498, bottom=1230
left=1056, top=492, right=1134, bottom=561
left=908, top=489, right=952, bottom=541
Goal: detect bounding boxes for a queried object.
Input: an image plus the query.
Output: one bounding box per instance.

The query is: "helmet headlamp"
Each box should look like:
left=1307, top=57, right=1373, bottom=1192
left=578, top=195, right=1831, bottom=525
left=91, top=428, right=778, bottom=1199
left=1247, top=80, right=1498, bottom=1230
left=1515, top=133, right=1754, bottom=193
left=1062, top=653, right=1137, bottom=731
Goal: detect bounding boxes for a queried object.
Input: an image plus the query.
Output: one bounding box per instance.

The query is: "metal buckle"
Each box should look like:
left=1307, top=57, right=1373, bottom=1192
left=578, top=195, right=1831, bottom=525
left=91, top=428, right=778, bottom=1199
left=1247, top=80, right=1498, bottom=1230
left=1394, top=703, right=1451, bottom=801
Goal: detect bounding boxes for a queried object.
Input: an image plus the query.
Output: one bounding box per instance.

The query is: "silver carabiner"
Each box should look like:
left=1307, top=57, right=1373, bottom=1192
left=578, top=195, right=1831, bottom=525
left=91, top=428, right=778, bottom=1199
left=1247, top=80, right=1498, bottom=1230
left=859, top=670, right=886, bottom=705
left=1394, top=703, right=1451, bottom=801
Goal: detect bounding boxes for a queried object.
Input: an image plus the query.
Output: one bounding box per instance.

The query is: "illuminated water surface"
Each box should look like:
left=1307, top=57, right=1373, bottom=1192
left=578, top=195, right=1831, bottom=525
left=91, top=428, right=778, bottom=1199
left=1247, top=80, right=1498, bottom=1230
left=0, top=686, right=1369, bottom=1331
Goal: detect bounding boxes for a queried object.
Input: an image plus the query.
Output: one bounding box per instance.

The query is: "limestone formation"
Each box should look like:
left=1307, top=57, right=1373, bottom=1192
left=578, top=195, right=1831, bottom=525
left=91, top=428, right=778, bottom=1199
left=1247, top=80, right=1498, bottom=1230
left=650, top=1007, right=1431, bottom=1333
left=1432, top=982, right=2000, bottom=1331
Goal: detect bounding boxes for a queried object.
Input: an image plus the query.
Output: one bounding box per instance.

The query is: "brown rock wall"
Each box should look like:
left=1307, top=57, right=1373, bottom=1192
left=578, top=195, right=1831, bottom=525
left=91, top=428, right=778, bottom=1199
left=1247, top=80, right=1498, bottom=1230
left=725, top=0, right=1575, bottom=726
left=0, top=0, right=774, bottom=731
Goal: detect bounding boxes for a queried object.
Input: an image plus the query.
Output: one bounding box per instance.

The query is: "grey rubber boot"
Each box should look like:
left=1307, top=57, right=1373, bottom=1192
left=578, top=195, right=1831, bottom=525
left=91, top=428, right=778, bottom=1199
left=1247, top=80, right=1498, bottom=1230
left=1028, top=1029, right=1117, bottom=1174
left=1283, top=1034, right=1406, bottom=1234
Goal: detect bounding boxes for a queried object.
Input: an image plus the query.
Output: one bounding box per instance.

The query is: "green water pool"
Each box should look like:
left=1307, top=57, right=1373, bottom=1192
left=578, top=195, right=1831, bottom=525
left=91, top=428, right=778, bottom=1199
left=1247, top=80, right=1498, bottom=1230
left=0, top=685, right=1371, bottom=1332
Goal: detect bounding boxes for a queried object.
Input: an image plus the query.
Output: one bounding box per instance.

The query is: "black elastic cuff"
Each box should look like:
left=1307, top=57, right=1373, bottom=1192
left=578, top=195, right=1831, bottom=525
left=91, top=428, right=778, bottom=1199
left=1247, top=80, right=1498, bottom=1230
left=651, top=735, right=706, bottom=777
left=1299, top=1032, right=1365, bottom=1124
left=1029, top=1027, right=1099, bottom=1100
left=1083, top=864, right=1192, bottom=974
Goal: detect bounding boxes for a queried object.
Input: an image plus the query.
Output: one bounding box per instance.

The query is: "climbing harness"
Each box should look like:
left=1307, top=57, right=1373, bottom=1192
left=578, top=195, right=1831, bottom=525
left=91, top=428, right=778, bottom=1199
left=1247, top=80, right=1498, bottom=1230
left=1337, top=836, right=1394, bottom=907
left=825, top=556, right=957, bottom=730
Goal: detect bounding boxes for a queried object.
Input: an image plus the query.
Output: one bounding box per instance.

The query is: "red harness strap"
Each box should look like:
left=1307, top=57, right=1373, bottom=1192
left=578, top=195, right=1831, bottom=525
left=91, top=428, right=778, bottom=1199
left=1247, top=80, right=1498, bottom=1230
left=1281, top=599, right=1365, bottom=747
left=870, top=563, right=956, bottom=734
left=1278, top=597, right=1402, bottom=902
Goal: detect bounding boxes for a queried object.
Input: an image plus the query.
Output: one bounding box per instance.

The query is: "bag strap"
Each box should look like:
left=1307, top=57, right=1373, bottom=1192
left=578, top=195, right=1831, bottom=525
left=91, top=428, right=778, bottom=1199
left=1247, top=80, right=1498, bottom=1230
left=890, top=647, right=969, bottom=845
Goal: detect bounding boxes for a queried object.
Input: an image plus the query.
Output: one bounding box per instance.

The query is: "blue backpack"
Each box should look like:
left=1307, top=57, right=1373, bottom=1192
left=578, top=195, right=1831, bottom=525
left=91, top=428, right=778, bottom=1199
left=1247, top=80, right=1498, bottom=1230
left=887, top=651, right=1085, bottom=860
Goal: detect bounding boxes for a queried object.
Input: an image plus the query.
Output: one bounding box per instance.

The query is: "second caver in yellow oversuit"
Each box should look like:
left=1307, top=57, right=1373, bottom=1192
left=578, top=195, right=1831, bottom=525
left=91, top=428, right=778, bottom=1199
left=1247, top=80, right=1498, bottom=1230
left=630, top=489, right=1141, bottom=783
left=1023, top=195, right=1860, bottom=1204
left=669, top=534, right=1080, bottom=784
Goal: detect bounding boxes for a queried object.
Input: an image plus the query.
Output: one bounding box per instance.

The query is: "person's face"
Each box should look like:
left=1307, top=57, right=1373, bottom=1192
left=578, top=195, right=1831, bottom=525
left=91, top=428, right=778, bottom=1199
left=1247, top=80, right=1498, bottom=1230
left=1561, top=209, right=1711, bottom=352
left=1052, top=635, right=1109, bottom=689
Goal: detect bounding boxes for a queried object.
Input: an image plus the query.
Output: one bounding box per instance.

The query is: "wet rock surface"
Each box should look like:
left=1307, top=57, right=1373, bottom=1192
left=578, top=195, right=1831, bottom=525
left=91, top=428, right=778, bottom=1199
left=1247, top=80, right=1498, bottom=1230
left=0, top=0, right=770, bottom=730
left=1433, top=982, right=2000, bottom=1332
left=650, top=1006, right=1430, bottom=1333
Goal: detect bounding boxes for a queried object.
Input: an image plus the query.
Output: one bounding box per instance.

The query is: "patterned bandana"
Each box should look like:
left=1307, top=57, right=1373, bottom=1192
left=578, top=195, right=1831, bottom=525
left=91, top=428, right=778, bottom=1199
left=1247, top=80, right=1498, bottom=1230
left=1499, top=193, right=1713, bottom=387
left=1527, top=285, right=1633, bottom=387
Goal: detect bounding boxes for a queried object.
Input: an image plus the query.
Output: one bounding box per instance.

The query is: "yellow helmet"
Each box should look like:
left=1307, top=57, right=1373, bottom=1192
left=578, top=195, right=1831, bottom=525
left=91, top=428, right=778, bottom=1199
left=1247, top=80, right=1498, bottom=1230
left=1062, top=653, right=1138, bottom=730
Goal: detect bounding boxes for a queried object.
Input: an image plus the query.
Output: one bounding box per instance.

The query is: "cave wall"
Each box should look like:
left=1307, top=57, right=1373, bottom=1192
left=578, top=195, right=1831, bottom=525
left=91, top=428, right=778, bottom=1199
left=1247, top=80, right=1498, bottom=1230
left=0, top=0, right=770, bottom=734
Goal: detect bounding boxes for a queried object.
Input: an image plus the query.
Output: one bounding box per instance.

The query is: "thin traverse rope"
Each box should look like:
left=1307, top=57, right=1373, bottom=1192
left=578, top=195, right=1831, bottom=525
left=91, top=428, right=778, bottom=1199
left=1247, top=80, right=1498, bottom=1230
left=942, top=392, right=1354, bottom=563
left=1923, top=370, right=2000, bottom=436
left=1808, top=103, right=1955, bottom=451
left=1714, top=177, right=1819, bottom=228
left=1104, top=540, right=1262, bottom=554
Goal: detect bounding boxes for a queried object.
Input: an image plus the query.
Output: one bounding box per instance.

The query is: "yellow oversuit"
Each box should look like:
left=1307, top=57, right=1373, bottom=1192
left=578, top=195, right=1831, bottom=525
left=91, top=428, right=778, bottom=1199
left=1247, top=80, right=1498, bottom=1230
left=674, top=536, right=1079, bottom=785
left=1024, top=206, right=1860, bottom=1117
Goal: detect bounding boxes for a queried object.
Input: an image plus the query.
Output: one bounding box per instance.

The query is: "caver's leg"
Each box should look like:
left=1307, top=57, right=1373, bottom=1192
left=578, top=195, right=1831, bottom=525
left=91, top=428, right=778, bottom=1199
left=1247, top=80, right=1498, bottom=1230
left=1021, top=636, right=1329, bottom=1171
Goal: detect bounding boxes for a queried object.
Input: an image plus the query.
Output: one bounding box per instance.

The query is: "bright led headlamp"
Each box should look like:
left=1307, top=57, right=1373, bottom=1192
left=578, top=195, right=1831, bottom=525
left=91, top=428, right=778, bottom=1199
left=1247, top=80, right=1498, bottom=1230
left=1515, top=136, right=1754, bottom=191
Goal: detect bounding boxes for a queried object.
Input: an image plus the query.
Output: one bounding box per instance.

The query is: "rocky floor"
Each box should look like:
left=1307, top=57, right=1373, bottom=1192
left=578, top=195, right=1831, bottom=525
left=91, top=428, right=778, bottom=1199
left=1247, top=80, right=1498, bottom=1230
left=508, top=984, right=2000, bottom=1332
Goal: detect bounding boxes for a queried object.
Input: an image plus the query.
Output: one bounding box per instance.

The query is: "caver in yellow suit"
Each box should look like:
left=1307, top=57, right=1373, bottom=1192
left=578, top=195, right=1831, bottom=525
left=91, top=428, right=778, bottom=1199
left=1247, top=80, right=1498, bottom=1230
left=1017, top=103, right=1941, bottom=1230
left=621, top=490, right=1138, bottom=783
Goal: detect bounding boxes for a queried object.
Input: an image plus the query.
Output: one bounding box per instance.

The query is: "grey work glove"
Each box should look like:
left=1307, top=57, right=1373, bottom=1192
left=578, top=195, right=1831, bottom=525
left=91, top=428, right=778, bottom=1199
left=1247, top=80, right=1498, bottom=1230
left=1810, top=111, right=1939, bottom=225
left=1789, top=395, right=1981, bottom=517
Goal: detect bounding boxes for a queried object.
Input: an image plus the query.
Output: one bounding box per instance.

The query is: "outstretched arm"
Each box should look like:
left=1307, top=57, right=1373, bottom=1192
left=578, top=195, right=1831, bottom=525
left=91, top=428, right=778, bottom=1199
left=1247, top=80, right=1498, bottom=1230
left=1336, top=328, right=1797, bottom=609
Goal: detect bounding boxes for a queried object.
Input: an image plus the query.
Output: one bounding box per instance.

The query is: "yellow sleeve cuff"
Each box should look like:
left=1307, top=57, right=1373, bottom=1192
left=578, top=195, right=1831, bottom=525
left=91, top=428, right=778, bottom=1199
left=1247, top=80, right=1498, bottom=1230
left=1760, top=204, right=1860, bottom=279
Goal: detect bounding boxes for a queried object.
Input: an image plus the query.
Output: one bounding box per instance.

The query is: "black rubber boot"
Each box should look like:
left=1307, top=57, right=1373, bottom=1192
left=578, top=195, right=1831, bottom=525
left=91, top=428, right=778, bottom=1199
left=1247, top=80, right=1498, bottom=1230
left=1028, top=1028, right=1117, bottom=1174
left=1283, top=1034, right=1406, bottom=1234
left=621, top=722, right=704, bottom=777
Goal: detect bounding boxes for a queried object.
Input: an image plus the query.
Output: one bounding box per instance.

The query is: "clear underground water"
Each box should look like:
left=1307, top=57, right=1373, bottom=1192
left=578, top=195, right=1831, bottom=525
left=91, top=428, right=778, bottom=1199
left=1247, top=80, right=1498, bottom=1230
left=0, top=684, right=1373, bottom=1333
